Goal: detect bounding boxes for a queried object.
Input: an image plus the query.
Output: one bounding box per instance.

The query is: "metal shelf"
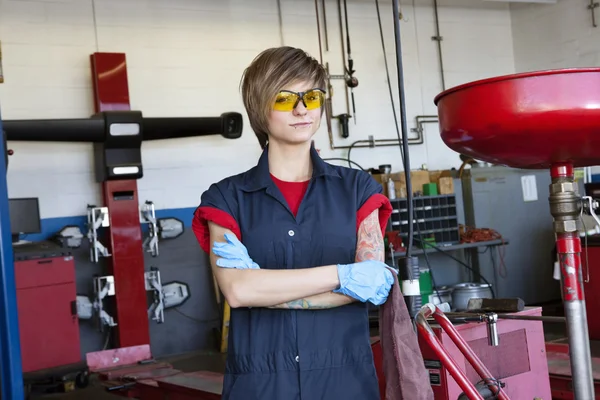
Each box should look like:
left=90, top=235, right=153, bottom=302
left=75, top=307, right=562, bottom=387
left=391, top=239, right=508, bottom=258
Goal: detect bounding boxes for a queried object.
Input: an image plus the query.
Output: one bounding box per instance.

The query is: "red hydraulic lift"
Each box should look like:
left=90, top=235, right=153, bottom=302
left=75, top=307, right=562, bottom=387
left=89, top=52, right=150, bottom=348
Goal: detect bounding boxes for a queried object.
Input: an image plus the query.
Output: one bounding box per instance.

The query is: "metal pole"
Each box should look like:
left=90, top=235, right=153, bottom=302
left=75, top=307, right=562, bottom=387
left=0, top=107, right=25, bottom=399
left=549, top=163, right=595, bottom=399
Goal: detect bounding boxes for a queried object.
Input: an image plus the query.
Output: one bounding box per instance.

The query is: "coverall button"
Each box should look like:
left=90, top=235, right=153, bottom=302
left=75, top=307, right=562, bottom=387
left=295, top=355, right=300, bottom=362
left=288, top=230, right=295, bottom=237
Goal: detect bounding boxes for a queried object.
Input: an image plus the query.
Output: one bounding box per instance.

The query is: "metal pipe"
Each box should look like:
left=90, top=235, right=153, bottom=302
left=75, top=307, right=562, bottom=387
left=321, top=0, right=329, bottom=50
left=314, top=0, right=324, bottom=63
left=496, top=314, right=566, bottom=323
left=549, top=163, right=595, bottom=399
left=0, top=112, right=25, bottom=400
left=416, top=304, right=484, bottom=400
left=444, top=312, right=566, bottom=324
left=336, top=0, right=351, bottom=114
left=391, top=0, right=414, bottom=256
left=326, top=116, right=435, bottom=150
left=276, top=0, right=284, bottom=46
left=432, top=0, right=446, bottom=90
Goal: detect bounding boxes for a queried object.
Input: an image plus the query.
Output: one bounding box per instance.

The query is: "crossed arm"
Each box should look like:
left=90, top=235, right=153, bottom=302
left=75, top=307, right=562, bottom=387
left=207, top=208, right=385, bottom=309
left=269, top=208, right=385, bottom=309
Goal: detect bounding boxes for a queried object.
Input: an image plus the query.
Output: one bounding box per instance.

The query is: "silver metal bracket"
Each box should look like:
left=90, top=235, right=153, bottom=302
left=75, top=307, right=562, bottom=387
left=484, top=313, right=499, bottom=347
left=588, top=0, right=599, bottom=27
left=582, top=195, right=600, bottom=229
left=145, top=268, right=164, bottom=324
left=140, top=201, right=159, bottom=257
left=86, top=205, right=111, bottom=263
left=93, top=275, right=117, bottom=331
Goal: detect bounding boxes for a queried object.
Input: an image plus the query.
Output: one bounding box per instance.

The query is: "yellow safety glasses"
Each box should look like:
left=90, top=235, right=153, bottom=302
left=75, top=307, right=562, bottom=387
left=273, top=89, right=326, bottom=112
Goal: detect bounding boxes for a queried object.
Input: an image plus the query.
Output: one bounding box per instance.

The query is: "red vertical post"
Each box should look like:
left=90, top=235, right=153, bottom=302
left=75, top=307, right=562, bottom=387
left=548, top=162, right=594, bottom=398
left=90, top=53, right=150, bottom=348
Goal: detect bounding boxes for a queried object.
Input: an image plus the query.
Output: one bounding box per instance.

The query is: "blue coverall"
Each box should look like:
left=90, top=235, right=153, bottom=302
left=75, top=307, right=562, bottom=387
left=199, top=145, right=383, bottom=400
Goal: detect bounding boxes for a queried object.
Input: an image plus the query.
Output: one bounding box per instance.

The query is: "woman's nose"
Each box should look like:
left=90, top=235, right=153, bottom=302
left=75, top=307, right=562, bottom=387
left=293, top=100, right=308, bottom=115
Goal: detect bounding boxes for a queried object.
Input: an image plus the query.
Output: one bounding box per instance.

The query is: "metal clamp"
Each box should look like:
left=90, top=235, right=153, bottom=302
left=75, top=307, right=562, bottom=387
left=484, top=313, right=499, bottom=347
left=145, top=268, right=164, bottom=323
left=86, top=205, right=111, bottom=263
left=140, top=201, right=159, bottom=257
left=88, top=275, right=117, bottom=331
left=582, top=195, right=600, bottom=228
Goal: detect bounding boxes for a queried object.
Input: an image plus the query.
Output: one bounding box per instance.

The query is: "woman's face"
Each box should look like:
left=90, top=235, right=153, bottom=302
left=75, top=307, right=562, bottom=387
left=267, top=80, right=323, bottom=147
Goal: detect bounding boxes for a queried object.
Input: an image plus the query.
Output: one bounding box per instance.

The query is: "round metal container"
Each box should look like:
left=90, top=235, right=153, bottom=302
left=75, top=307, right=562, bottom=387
left=433, top=68, right=600, bottom=169
left=451, top=282, right=493, bottom=311
left=429, top=286, right=453, bottom=307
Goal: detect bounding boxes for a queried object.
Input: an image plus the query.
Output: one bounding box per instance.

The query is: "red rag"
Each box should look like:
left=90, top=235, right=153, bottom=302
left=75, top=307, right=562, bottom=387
left=379, top=270, right=434, bottom=400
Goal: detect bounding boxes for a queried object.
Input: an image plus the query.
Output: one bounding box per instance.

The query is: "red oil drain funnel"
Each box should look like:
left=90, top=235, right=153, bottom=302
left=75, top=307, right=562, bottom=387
left=433, top=68, right=600, bottom=399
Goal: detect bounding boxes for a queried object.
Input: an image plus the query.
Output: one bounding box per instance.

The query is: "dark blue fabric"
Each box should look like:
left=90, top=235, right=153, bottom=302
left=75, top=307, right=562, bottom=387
left=199, top=145, right=383, bottom=400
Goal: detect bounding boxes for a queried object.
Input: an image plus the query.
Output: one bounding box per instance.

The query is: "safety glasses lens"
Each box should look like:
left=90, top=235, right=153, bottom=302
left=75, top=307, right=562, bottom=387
left=303, top=90, right=324, bottom=110
left=273, top=92, right=299, bottom=111
left=273, top=90, right=325, bottom=111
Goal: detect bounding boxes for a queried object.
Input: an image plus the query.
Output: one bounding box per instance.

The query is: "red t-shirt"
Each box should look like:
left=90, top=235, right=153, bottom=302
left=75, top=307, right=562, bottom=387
left=192, top=175, right=392, bottom=254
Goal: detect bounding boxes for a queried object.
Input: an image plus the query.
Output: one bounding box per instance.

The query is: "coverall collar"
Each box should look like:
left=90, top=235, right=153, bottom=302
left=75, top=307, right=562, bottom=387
left=241, top=142, right=341, bottom=192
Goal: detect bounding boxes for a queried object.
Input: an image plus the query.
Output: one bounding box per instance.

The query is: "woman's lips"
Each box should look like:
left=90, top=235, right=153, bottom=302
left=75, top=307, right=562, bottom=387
left=290, top=122, right=312, bottom=128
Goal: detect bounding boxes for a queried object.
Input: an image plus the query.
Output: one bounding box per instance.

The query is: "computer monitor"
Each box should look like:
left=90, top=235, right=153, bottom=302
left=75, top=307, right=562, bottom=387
left=9, top=198, right=41, bottom=242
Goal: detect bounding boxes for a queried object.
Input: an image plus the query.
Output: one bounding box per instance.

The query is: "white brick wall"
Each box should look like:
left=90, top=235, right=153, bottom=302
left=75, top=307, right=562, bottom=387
left=511, top=0, right=600, bottom=72
left=510, top=0, right=600, bottom=175
left=0, top=0, right=515, bottom=219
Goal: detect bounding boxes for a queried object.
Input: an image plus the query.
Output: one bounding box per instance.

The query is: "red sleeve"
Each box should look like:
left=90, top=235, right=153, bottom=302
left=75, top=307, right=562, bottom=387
left=356, top=193, right=393, bottom=236
left=192, top=206, right=242, bottom=254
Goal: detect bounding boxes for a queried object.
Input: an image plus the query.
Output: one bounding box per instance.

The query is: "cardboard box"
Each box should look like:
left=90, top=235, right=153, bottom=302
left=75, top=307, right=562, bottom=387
left=429, top=170, right=455, bottom=195
left=373, top=169, right=454, bottom=197
left=438, top=177, right=454, bottom=194
left=372, top=170, right=431, bottom=198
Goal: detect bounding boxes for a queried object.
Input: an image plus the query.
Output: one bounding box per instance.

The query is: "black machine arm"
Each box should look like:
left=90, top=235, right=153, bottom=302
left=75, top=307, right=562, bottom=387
left=3, top=118, right=106, bottom=142
left=143, top=112, right=242, bottom=141
left=1, top=111, right=243, bottom=142
left=0, top=110, right=244, bottom=181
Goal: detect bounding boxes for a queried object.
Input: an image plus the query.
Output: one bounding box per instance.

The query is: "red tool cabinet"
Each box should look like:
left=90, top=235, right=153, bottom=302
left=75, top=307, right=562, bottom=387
left=13, top=242, right=81, bottom=373
left=583, top=242, right=600, bottom=340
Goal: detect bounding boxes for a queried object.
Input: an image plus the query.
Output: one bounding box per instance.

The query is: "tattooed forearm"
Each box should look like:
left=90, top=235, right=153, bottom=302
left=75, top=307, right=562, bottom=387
left=267, top=292, right=354, bottom=309
left=269, top=299, right=328, bottom=309
left=266, top=210, right=383, bottom=310
left=355, top=209, right=385, bottom=262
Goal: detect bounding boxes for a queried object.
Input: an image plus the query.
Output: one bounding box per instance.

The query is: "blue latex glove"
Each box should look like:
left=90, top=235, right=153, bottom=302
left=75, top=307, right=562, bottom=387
left=212, top=233, right=260, bottom=270
left=333, top=260, right=396, bottom=306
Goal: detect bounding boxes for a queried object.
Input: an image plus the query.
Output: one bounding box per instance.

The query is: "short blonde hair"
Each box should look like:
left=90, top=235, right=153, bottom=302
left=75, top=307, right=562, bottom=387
left=240, top=46, right=327, bottom=149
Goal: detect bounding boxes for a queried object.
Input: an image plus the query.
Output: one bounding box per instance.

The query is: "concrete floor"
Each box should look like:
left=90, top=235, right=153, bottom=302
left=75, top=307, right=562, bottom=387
left=31, top=301, right=570, bottom=399
left=31, top=351, right=227, bottom=399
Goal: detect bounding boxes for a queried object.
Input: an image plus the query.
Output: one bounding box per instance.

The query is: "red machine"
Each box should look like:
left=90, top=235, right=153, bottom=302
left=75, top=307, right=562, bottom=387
left=15, top=246, right=80, bottom=372
left=434, top=67, right=600, bottom=399
left=13, top=240, right=88, bottom=392
left=415, top=305, right=551, bottom=399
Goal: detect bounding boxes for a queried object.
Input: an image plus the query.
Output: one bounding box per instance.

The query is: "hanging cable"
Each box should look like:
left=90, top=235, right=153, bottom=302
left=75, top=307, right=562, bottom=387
left=391, top=0, right=414, bottom=257
left=375, top=0, right=402, bottom=164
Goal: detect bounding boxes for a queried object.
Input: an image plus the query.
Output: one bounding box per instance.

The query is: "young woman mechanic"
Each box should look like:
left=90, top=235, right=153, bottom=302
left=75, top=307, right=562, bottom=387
left=192, top=46, right=396, bottom=400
